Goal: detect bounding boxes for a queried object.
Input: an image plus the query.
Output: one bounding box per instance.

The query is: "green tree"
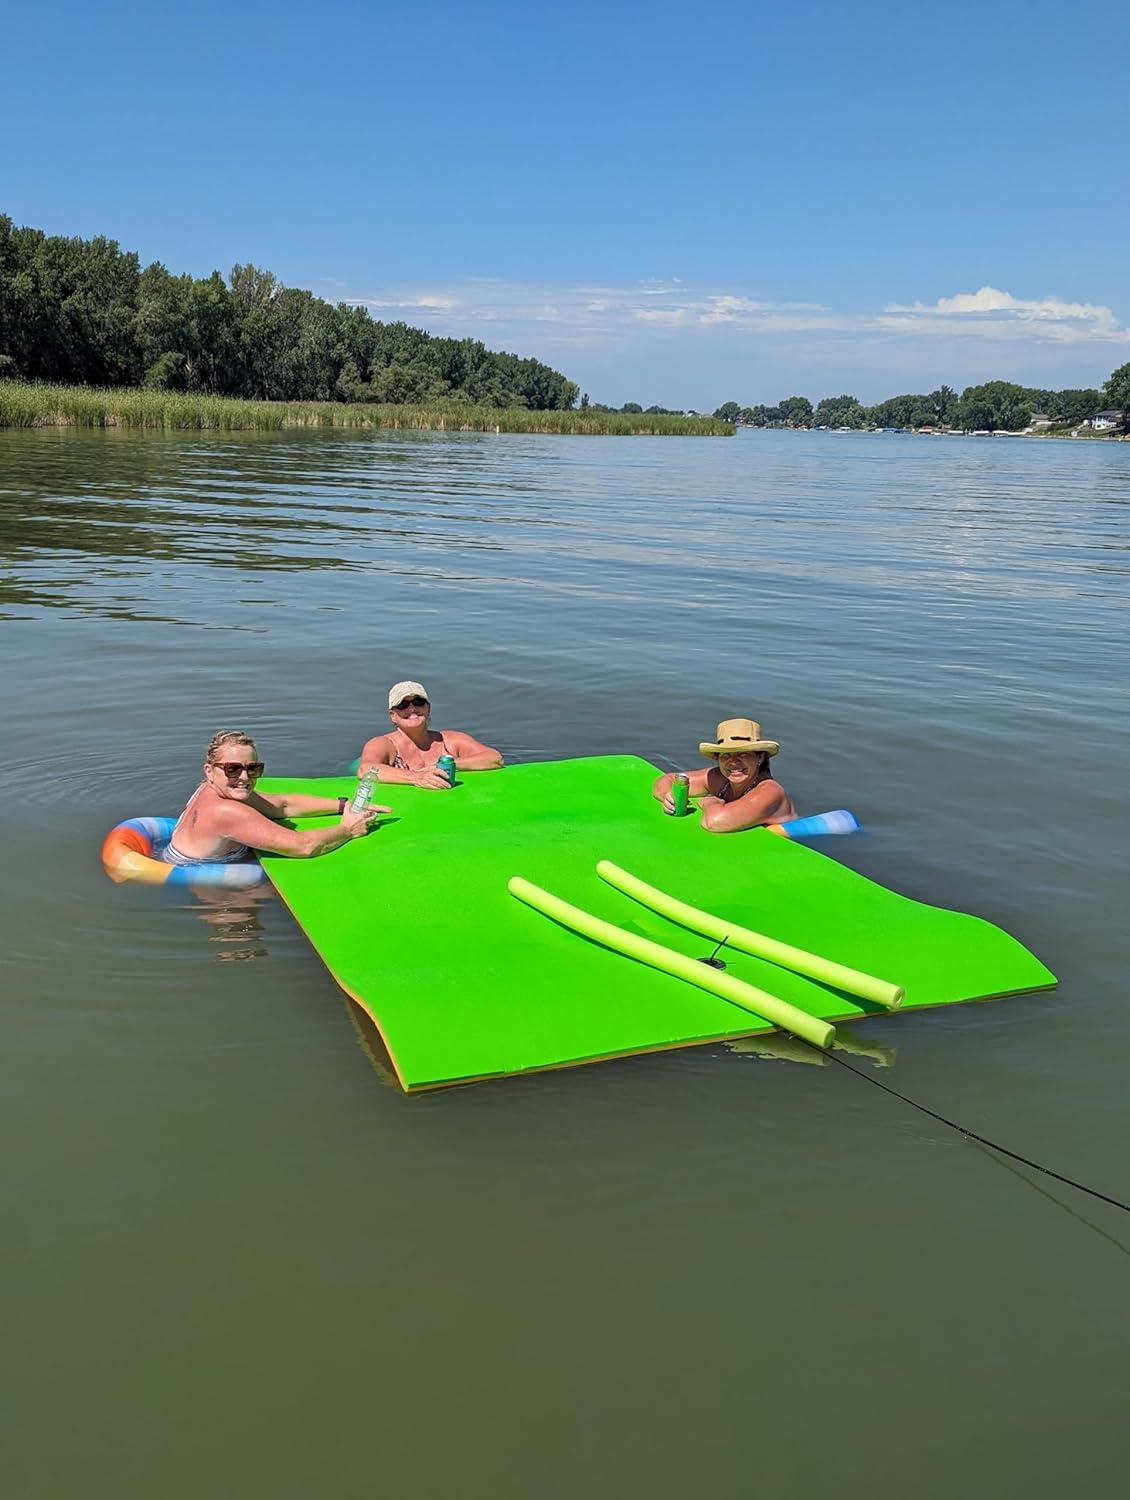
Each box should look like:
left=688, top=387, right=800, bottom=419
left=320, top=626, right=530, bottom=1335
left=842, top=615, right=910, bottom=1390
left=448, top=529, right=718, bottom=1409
left=813, top=394, right=866, bottom=428
left=925, top=386, right=958, bottom=426
left=1048, top=388, right=1101, bottom=424
left=778, top=395, right=813, bottom=427
left=954, top=381, right=1031, bottom=431
left=0, top=214, right=584, bottom=409
left=713, top=401, right=740, bottom=422
left=870, top=395, right=925, bottom=428
left=142, top=350, right=187, bottom=389
left=1104, top=362, right=1130, bottom=413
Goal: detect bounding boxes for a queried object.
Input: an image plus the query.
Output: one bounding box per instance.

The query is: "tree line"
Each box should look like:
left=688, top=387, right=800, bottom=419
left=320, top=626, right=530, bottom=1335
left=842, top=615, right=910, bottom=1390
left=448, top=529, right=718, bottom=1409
left=0, top=215, right=580, bottom=409
left=579, top=396, right=688, bottom=416
left=714, top=370, right=1130, bottom=432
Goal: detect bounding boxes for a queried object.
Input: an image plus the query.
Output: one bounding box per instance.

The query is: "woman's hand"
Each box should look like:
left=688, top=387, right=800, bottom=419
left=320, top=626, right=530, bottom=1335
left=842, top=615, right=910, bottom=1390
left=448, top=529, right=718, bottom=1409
left=652, top=771, right=677, bottom=812
left=413, top=768, right=452, bottom=790
left=340, top=805, right=387, bottom=838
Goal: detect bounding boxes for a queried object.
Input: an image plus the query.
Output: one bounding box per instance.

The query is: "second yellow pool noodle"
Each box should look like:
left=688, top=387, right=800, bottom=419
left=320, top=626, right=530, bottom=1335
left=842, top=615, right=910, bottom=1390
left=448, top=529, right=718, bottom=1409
left=508, top=876, right=835, bottom=1049
left=596, top=860, right=905, bottom=1011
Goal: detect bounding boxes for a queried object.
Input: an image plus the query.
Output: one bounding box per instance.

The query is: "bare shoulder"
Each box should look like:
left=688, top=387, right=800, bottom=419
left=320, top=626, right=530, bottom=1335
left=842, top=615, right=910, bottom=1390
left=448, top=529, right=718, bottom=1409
left=360, top=732, right=397, bottom=763
left=759, top=777, right=795, bottom=817
left=213, top=797, right=274, bottom=837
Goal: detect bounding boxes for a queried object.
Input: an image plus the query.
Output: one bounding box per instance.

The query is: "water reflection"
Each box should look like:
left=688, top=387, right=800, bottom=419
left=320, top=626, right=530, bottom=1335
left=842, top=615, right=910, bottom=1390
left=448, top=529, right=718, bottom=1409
left=726, top=1023, right=897, bottom=1069
left=185, top=886, right=275, bottom=964
left=344, top=997, right=403, bottom=1090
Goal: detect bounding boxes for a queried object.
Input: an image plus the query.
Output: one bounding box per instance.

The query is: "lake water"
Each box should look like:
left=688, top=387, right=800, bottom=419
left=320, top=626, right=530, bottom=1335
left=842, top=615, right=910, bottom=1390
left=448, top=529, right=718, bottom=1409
left=2, top=426, right=1128, bottom=1497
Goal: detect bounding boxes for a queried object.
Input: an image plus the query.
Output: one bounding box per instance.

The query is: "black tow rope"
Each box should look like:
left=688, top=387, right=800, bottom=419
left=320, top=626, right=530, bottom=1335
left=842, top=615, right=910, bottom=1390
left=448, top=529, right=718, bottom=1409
left=815, top=1044, right=1130, bottom=1216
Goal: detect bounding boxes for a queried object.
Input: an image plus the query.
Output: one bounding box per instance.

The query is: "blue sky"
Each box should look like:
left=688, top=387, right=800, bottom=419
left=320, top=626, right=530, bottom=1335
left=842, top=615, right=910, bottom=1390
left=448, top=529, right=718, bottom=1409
left=6, top=0, right=1127, bottom=407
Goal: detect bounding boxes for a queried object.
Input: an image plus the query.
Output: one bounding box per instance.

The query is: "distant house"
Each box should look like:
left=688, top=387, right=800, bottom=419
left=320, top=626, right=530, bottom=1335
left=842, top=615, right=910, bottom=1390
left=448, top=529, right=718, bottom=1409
left=1028, top=412, right=1054, bottom=429
left=1090, top=411, right=1125, bottom=432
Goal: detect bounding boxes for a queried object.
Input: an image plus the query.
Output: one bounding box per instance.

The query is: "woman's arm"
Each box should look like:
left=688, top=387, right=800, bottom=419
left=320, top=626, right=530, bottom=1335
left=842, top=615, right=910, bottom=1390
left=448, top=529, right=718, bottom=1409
left=215, top=800, right=382, bottom=857
left=698, top=779, right=792, bottom=834
left=444, top=730, right=503, bottom=770
left=251, top=790, right=391, bottom=819
left=652, top=767, right=713, bottom=813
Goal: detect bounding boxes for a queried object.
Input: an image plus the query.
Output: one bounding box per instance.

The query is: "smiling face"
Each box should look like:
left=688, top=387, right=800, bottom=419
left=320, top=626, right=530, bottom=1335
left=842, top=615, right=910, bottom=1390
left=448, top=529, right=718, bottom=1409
left=204, top=741, right=263, bottom=801
left=389, top=694, right=431, bottom=731
left=717, top=750, right=765, bottom=791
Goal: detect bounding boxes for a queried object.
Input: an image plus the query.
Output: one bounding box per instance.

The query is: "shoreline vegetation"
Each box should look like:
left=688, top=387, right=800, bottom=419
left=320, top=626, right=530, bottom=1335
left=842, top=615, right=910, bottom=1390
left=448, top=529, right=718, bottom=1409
left=0, top=214, right=727, bottom=436
left=0, top=381, right=732, bottom=436
left=713, top=368, right=1130, bottom=440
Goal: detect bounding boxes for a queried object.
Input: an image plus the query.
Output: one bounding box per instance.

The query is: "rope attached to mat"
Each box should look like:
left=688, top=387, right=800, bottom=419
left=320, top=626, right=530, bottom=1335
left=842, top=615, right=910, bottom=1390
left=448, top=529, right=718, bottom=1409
left=820, top=1047, right=1130, bottom=1216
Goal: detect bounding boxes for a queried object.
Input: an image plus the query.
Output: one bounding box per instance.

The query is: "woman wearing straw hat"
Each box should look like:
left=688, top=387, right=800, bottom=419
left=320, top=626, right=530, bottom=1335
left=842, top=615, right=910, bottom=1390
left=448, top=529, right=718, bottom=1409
left=652, top=718, right=795, bottom=833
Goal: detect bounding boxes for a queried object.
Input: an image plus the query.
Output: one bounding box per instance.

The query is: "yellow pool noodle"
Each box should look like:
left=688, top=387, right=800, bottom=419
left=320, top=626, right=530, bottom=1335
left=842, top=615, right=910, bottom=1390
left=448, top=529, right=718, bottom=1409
left=596, top=860, right=904, bottom=1011
left=508, top=875, right=835, bottom=1049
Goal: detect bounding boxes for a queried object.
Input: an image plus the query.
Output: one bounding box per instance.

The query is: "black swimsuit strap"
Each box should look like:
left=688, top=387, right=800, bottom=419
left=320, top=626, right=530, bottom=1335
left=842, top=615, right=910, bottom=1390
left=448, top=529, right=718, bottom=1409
left=716, top=766, right=769, bottom=803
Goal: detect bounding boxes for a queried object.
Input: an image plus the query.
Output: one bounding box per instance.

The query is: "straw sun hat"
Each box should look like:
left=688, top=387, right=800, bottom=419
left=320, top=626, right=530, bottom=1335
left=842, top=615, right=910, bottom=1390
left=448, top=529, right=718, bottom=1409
left=698, top=718, right=780, bottom=758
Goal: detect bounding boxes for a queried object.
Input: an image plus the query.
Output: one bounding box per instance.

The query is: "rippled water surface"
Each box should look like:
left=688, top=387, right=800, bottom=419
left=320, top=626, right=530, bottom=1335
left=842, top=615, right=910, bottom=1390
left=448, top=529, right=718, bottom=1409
left=3, top=427, right=1129, bottom=1497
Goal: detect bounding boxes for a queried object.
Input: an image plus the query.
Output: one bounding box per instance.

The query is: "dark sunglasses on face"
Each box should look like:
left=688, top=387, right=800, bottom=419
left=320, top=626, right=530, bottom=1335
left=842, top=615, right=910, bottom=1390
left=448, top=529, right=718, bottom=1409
left=212, top=761, right=264, bottom=778
left=395, top=697, right=429, bottom=711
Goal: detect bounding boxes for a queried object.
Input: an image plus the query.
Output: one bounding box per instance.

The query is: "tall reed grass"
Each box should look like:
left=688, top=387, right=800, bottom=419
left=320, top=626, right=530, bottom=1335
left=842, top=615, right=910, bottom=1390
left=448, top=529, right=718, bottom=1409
left=0, top=382, right=733, bottom=437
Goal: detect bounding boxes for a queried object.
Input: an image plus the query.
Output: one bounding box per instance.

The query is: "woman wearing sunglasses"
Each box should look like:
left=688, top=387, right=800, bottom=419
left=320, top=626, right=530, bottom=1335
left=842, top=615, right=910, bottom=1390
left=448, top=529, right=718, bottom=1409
left=163, top=730, right=390, bottom=865
left=358, top=680, right=503, bottom=789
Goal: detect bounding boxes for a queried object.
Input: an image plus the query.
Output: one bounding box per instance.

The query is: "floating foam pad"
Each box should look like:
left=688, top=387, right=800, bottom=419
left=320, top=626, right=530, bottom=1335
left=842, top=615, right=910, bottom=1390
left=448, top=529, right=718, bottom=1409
left=258, top=756, right=1056, bottom=1091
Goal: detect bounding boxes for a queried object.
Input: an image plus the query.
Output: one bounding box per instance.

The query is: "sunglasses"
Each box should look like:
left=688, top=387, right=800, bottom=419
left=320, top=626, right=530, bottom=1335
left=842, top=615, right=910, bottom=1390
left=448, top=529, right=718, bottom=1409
left=394, top=697, right=429, bottom=711
left=212, top=761, right=264, bottom=778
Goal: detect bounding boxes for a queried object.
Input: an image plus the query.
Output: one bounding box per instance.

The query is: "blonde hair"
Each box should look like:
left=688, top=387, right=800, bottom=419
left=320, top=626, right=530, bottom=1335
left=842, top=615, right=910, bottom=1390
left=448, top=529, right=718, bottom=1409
left=205, top=730, right=258, bottom=764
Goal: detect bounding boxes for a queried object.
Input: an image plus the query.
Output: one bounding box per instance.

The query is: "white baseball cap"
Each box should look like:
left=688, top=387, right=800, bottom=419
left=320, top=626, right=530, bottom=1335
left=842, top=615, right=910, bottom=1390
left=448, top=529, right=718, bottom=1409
left=388, top=680, right=430, bottom=710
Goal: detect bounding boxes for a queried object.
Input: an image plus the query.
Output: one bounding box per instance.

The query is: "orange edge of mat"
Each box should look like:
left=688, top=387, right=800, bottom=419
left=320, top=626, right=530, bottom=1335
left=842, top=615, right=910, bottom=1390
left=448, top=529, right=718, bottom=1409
left=354, top=978, right=1060, bottom=1094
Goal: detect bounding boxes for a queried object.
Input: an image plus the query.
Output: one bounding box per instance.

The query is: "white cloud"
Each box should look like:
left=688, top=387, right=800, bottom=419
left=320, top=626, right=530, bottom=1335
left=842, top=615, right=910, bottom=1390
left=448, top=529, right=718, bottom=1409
left=635, top=307, right=689, bottom=325
left=881, top=285, right=1126, bottom=343
left=343, top=279, right=841, bottom=342
left=339, top=278, right=1130, bottom=372
left=351, top=293, right=460, bottom=312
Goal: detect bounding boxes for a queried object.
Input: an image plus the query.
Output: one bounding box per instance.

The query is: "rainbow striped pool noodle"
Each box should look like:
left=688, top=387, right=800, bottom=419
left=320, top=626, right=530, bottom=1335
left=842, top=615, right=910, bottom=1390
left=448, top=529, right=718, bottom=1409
left=767, top=809, right=860, bottom=839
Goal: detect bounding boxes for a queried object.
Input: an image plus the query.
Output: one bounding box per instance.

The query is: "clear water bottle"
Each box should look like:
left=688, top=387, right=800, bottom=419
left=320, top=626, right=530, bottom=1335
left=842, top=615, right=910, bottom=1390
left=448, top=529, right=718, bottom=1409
left=349, top=767, right=379, bottom=815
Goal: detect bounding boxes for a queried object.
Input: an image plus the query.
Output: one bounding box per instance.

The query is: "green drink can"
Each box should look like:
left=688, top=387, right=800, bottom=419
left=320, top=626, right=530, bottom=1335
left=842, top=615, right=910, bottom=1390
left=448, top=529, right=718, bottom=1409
left=670, top=773, right=690, bottom=817
left=437, top=754, right=457, bottom=786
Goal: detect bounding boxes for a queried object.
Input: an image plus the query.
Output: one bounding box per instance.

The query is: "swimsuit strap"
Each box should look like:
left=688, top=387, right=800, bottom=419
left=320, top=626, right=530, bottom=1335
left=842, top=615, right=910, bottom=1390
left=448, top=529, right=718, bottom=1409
left=165, top=781, right=251, bottom=863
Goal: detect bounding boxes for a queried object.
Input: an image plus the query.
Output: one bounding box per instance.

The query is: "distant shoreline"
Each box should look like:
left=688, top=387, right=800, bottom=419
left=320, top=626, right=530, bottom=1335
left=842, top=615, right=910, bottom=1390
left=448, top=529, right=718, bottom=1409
left=0, top=382, right=733, bottom=438
left=736, top=424, right=1127, bottom=443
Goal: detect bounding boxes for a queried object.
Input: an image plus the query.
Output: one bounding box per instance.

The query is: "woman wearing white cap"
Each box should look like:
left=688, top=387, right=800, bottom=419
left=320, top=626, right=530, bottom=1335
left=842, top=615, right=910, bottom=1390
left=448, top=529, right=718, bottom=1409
left=357, top=681, right=503, bottom=789
left=652, top=718, right=795, bottom=833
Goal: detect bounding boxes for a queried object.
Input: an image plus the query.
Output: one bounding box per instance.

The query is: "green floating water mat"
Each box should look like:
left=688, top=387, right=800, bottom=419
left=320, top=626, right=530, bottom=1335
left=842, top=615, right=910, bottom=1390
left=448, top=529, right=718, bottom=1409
left=258, top=756, right=1056, bottom=1091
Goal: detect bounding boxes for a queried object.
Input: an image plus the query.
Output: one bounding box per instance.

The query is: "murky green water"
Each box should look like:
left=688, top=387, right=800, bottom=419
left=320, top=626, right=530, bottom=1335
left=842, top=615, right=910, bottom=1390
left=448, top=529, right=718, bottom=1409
left=3, top=426, right=1128, bottom=1497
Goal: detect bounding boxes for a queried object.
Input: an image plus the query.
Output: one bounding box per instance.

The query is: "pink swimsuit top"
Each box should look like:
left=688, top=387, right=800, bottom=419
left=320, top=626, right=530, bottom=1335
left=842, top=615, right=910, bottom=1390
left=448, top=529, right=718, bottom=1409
left=390, top=733, right=451, bottom=771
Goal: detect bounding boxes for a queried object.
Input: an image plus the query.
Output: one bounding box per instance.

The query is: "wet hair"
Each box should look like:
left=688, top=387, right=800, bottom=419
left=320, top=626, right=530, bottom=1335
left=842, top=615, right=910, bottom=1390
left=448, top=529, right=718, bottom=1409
left=205, top=730, right=258, bottom=764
